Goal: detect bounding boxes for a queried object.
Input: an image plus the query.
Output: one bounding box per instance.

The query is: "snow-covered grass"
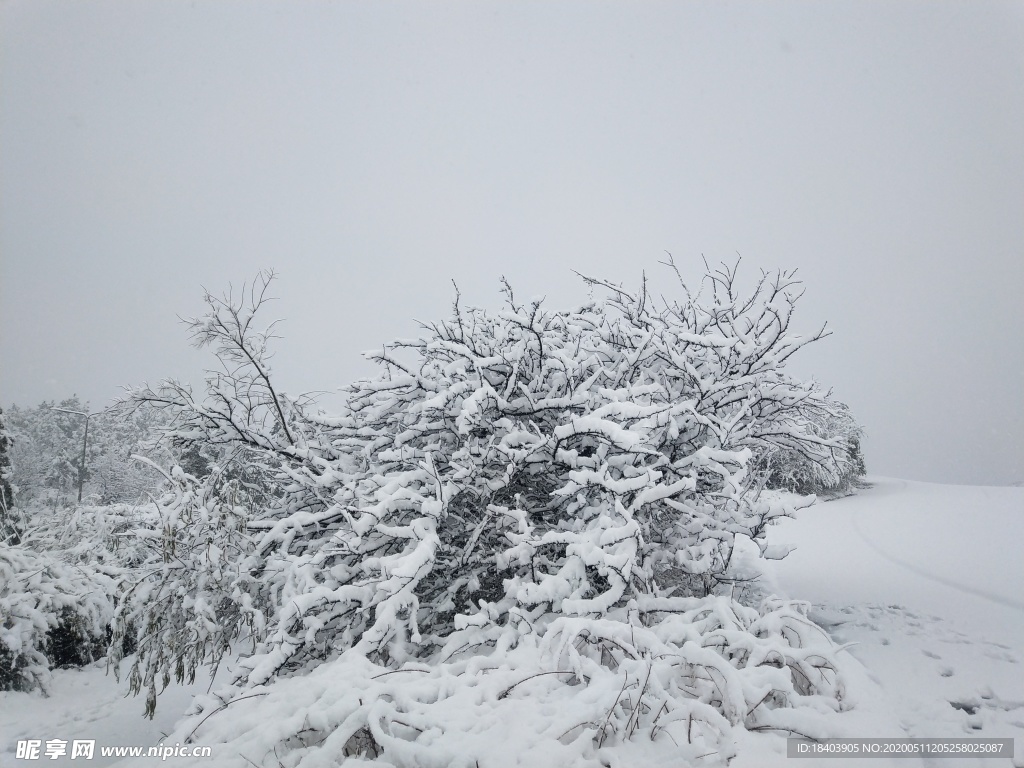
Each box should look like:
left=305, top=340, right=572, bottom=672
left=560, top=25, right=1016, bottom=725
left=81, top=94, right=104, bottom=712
left=2, top=477, right=1022, bottom=767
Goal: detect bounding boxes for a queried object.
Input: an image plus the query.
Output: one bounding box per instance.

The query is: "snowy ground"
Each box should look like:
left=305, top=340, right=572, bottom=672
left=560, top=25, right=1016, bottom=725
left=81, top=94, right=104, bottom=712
left=0, top=658, right=212, bottom=767
left=761, top=477, right=1024, bottom=767
left=2, top=477, right=1021, bottom=767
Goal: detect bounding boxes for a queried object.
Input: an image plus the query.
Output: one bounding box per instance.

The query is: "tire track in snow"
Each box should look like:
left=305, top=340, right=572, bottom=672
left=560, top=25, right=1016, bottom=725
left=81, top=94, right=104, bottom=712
left=850, top=514, right=1024, bottom=612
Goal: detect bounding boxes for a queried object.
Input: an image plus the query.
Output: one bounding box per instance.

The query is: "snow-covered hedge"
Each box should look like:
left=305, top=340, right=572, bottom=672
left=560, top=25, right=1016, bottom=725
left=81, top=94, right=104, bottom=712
left=0, top=545, right=115, bottom=692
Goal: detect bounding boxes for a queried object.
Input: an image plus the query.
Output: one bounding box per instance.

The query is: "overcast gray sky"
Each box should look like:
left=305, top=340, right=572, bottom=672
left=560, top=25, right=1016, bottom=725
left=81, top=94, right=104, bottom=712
left=2, top=0, right=1022, bottom=485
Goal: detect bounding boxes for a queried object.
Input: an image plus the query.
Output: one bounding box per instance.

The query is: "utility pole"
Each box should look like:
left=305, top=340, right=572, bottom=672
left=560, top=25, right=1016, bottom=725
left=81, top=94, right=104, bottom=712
left=49, top=406, right=99, bottom=503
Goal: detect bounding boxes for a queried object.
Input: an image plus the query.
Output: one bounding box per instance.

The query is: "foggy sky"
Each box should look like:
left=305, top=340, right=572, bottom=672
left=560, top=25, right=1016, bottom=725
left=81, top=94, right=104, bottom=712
left=2, top=1, right=1022, bottom=485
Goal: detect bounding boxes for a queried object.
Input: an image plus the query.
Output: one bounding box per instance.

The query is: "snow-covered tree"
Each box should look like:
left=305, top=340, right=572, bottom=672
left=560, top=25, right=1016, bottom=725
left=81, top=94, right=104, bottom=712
left=4, top=398, right=170, bottom=509
left=4, top=398, right=86, bottom=508
left=0, top=406, right=18, bottom=544
left=118, top=263, right=860, bottom=762
left=85, top=403, right=175, bottom=504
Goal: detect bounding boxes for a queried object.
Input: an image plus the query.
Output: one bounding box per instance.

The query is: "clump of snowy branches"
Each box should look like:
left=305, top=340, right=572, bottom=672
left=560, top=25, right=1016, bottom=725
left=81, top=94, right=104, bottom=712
left=109, top=461, right=268, bottom=717
left=15, top=501, right=161, bottom=573
left=164, top=596, right=843, bottom=768
left=0, top=499, right=161, bottom=692
left=0, top=545, right=115, bottom=692
left=120, top=263, right=861, bottom=762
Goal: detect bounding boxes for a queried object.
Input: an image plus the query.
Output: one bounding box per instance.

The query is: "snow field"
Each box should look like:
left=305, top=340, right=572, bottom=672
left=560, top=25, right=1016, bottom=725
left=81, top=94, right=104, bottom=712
left=764, top=478, right=1024, bottom=768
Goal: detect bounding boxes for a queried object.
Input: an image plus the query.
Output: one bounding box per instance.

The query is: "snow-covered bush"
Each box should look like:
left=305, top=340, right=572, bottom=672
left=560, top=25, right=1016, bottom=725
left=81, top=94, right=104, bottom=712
left=755, top=401, right=865, bottom=497
left=0, top=453, right=163, bottom=691
left=121, top=263, right=860, bottom=761
left=0, top=402, right=172, bottom=692
left=0, top=545, right=115, bottom=692
left=0, top=476, right=158, bottom=693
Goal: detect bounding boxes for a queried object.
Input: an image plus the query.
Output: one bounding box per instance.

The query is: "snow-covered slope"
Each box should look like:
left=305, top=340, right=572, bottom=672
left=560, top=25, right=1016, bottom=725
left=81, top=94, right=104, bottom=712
left=2, top=478, right=1021, bottom=767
